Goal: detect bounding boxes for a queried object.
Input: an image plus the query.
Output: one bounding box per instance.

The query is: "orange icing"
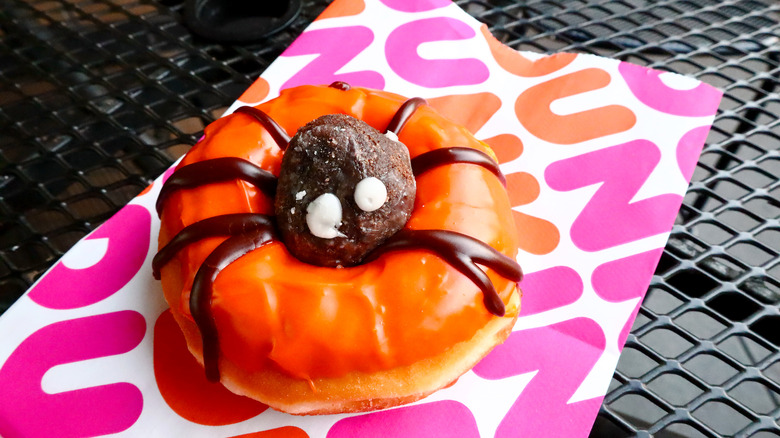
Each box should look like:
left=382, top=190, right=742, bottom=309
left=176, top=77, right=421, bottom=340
left=159, top=85, right=520, bottom=381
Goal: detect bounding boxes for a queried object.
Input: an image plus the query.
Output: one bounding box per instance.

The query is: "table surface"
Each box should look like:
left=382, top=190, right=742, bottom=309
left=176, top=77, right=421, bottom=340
left=1, top=0, right=779, bottom=436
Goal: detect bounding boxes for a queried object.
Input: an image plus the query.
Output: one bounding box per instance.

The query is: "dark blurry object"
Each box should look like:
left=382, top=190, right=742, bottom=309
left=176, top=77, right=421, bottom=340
left=185, top=0, right=302, bottom=42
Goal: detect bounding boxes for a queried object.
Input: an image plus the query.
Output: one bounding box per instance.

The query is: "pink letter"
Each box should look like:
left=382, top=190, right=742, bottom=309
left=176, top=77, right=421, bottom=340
left=619, top=62, right=722, bottom=117
left=385, top=18, right=489, bottom=88
left=677, top=125, right=711, bottom=182
left=592, top=249, right=663, bottom=303
left=0, top=311, right=145, bottom=437
left=379, top=0, right=449, bottom=11
left=592, top=248, right=664, bottom=348
left=28, top=204, right=151, bottom=309
left=281, top=26, right=384, bottom=90
left=327, top=400, right=479, bottom=438
left=545, top=140, right=682, bottom=251
left=520, top=266, right=583, bottom=316
left=474, top=318, right=606, bottom=437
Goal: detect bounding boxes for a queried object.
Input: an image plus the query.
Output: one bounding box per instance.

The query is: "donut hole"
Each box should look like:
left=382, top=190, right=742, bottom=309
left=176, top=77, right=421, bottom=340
left=274, top=114, right=416, bottom=267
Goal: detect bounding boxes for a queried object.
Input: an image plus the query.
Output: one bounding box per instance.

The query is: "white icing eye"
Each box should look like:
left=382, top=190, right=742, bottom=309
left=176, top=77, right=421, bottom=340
left=354, top=177, right=387, bottom=212
left=306, top=193, right=346, bottom=239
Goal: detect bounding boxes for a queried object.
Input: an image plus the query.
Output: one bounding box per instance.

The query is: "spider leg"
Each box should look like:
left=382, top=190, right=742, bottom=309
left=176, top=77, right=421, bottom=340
left=156, top=157, right=277, bottom=215
left=190, top=225, right=277, bottom=382
left=153, top=213, right=275, bottom=279
left=365, top=229, right=521, bottom=317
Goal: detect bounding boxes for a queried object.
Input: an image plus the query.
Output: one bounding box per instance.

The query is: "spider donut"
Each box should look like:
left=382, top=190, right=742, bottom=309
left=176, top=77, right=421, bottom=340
left=153, top=83, right=523, bottom=415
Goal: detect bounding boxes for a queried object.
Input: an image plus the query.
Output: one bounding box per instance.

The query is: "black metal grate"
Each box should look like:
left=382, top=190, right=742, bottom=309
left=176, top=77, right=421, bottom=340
left=0, top=0, right=331, bottom=306
left=1, top=0, right=779, bottom=436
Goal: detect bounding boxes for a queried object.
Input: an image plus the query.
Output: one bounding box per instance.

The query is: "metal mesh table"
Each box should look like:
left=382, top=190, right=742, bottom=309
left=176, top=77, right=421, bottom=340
left=1, top=0, right=778, bottom=436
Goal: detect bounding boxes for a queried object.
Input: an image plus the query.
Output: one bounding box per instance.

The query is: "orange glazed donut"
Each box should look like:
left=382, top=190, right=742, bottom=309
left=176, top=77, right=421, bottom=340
left=153, top=83, right=522, bottom=415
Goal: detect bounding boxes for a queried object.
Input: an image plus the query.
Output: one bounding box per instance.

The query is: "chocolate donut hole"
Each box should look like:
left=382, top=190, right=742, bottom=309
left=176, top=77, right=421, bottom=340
left=274, top=114, right=416, bottom=267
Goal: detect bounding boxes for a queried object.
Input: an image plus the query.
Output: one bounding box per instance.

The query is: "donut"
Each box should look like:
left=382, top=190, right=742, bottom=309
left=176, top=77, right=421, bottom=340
left=153, top=82, right=523, bottom=415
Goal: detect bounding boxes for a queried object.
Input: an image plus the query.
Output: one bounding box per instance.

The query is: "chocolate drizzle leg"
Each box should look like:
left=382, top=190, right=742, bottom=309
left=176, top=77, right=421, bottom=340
left=233, top=106, right=291, bottom=150
left=411, top=147, right=506, bottom=185
left=156, top=157, right=277, bottom=216
left=386, top=97, right=427, bottom=135
left=329, top=81, right=351, bottom=91
left=364, top=229, right=522, bottom=317
left=153, top=213, right=275, bottom=279
left=190, top=225, right=277, bottom=382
